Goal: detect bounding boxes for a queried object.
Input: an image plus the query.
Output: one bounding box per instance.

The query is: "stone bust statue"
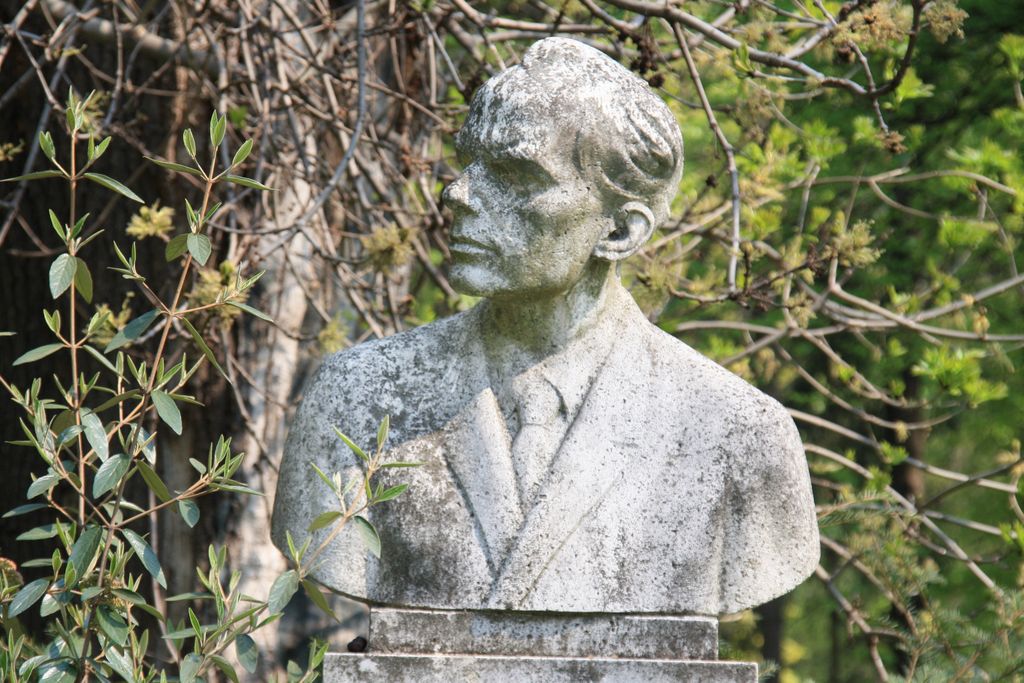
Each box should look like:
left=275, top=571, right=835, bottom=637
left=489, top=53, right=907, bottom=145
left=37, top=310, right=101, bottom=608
left=272, top=37, right=819, bottom=616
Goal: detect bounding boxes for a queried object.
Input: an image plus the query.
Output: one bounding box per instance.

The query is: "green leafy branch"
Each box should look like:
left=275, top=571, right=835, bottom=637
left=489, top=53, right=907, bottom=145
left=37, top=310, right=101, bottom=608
left=0, top=94, right=320, bottom=682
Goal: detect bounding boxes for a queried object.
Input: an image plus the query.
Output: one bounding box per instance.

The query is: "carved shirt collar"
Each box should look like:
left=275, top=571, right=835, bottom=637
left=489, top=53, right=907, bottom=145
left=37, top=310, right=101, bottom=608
left=477, top=286, right=632, bottom=433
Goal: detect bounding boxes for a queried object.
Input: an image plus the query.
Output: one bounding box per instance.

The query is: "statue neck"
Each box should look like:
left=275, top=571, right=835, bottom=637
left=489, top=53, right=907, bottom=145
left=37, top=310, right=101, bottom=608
left=480, top=260, right=623, bottom=375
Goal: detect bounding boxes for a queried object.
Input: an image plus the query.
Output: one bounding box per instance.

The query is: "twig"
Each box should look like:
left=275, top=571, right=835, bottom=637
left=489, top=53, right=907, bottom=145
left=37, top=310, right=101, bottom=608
left=672, top=22, right=742, bottom=292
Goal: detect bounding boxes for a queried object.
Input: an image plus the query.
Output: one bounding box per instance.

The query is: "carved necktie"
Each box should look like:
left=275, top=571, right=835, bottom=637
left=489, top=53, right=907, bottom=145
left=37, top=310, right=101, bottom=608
left=509, top=375, right=566, bottom=511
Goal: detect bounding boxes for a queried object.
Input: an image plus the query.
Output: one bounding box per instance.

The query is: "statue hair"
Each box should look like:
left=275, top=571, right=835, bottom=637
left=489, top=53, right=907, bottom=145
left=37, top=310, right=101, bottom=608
left=465, top=37, right=684, bottom=226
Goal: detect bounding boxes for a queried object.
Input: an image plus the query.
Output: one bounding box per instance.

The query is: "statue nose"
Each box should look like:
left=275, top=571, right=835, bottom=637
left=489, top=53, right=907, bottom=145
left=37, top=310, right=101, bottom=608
left=442, top=172, right=478, bottom=215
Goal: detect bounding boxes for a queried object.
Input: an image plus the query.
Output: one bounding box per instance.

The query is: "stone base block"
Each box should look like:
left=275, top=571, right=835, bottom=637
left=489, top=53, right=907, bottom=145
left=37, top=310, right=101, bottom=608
left=370, top=608, right=718, bottom=660
left=324, top=653, right=757, bottom=682
left=322, top=608, right=757, bottom=681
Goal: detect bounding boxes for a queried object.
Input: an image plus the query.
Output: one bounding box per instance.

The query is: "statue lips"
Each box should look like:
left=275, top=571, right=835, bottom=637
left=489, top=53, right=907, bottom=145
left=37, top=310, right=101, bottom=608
left=449, top=235, right=493, bottom=257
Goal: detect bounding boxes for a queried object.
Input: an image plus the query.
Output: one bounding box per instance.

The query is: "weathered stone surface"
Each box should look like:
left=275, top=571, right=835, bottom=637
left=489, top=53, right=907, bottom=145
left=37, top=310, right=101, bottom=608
left=369, top=609, right=718, bottom=660
left=272, top=36, right=819, bottom=616
left=325, top=609, right=755, bottom=681
left=323, top=654, right=757, bottom=683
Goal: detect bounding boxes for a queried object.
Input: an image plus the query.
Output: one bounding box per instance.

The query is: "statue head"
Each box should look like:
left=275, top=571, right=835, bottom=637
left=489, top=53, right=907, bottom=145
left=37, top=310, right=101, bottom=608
left=443, top=37, right=684, bottom=300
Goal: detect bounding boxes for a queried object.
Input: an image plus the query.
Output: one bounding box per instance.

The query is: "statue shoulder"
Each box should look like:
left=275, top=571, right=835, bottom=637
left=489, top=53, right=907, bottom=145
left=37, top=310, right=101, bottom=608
left=643, top=324, right=793, bottom=423
left=291, top=309, right=479, bottom=440
left=634, top=328, right=818, bottom=612
left=317, top=310, right=475, bottom=386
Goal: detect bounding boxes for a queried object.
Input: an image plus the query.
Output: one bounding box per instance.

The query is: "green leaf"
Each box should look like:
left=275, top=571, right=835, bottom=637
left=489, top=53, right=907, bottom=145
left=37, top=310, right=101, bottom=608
left=81, top=410, right=110, bottom=461
left=231, top=139, right=254, bottom=167
left=104, top=647, right=134, bottom=681
left=163, top=625, right=199, bottom=640
left=27, top=474, right=59, bottom=499
left=228, top=105, right=248, bottom=126
left=225, top=301, right=274, bottom=323
left=188, top=607, right=203, bottom=644
left=57, top=424, right=82, bottom=446
left=184, top=198, right=198, bottom=229
left=95, top=605, right=129, bottom=646
left=38, top=661, right=76, bottom=683
left=145, top=156, right=203, bottom=178
left=204, top=202, right=222, bottom=224
left=93, top=136, right=111, bottom=161
left=212, top=654, right=241, bottom=683
left=310, top=463, right=339, bottom=493
left=151, top=390, right=182, bottom=435
left=353, top=516, right=381, bottom=558
left=376, top=415, right=390, bottom=451
left=40, top=588, right=71, bottom=616
left=66, top=98, right=78, bottom=132
left=212, top=114, right=227, bottom=148
left=3, top=503, right=47, bottom=518
left=40, top=309, right=57, bottom=331
left=180, top=653, right=202, bottom=683
left=48, top=210, right=65, bottom=240
left=235, top=634, right=258, bottom=674
left=880, top=442, right=910, bottom=466
left=131, top=425, right=156, bottom=463
left=307, top=510, right=343, bottom=532
left=8, top=578, right=49, bottom=617
left=222, top=174, right=272, bottom=191
left=68, top=526, right=102, bottom=582
left=72, top=258, right=92, bottom=303
left=111, top=588, right=145, bottom=604
left=1, top=170, right=63, bottom=182
left=732, top=40, right=754, bottom=74
left=178, top=499, right=200, bottom=528
left=187, top=233, right=212, bottom=266
left=81, top=585, right=103, bottom=602
left=374, top=484, right=408, bottom=503
left=49, top=253, right=76, bottom=298
left=209, top=481, right=263, bottom=496
left=12, top=343, right=63, bottom=366
left=17, top=524, right=58, bottom=541
left=239, top=269, right=266, bottom=291
left=122, top=528, right=167, bottom=588
left=209, top=112, right=220, bottom=148
left=92, top=453, right=130, bottom=497
left=183, top=129, right=197, bottom=158
left=39, top=130, right=55, bottom=159
left=334, top=428, right=368, bottom=462
left=267, top=569, right=299, bottom=614
left=105, top=309, right=159, bottom=352
left=181, top=317, right=227, bottom=381
left=165, top=233, right=189, bottom=261
left=136, top=462, right=173, bottom=503
left=83, top=344, right=120, bottom=376
left=381, top=461, right=422, bottom=468
left=302, top=579, right=336, bottom=620
left=164, top=593, right=213, bottom=605
left=82, top=172, right=143, bottom=203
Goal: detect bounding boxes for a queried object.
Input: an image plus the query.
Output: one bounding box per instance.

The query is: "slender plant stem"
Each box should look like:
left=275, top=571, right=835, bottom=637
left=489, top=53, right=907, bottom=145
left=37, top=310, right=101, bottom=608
left=672, top=22, right=742, bottom=293
left=144, top=151, right=217, bottom=395
left=66, top=127, right=89, bottom=527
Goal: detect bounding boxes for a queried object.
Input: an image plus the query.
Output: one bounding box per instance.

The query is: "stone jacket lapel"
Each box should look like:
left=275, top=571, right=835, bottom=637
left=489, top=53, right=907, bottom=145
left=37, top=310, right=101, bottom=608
left=435, top=300, right=651, bottom=604
left=484, top=317, right=651, bottom=608
left=441, top=373, right=523, bottom=577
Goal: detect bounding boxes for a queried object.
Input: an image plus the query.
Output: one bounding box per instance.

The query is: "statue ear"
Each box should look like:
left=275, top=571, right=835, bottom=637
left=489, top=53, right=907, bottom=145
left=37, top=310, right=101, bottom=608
left=592, top=201, right=656, bottom=262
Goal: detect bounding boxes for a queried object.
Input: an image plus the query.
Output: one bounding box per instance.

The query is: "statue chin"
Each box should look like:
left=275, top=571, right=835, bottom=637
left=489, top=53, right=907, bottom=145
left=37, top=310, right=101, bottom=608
left=448, top=262, right=504, bottom=299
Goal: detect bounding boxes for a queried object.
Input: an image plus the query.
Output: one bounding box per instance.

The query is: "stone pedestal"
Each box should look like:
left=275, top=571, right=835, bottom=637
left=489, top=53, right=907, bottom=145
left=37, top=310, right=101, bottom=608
left=323, top=608, right=757, bottom=682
